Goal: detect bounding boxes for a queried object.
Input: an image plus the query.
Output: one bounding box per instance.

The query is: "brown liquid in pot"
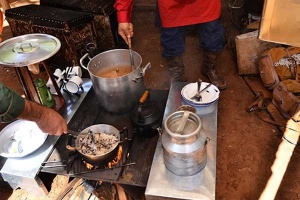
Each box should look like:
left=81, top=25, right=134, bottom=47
left=95, top=65, right=133, bottom=78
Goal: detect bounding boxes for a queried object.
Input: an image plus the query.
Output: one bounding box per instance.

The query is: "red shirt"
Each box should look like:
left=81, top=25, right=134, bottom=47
left=114, top=0, right=221, bottom=28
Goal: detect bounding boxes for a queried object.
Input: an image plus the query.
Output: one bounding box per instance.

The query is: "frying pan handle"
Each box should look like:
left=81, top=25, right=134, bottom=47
left=119, top=127, right=129, bottom=139
left=66, top=145, right=76, bottom=152
left=66, top=133, right=77, bottom=151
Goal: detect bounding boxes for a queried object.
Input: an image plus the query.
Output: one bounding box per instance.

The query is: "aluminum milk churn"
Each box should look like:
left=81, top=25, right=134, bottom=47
left=161, top=111, right=207, bottom=176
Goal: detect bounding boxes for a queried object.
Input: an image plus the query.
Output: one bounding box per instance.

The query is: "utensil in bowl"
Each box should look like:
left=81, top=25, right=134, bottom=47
left=190, top=82, right=212, bottom=101
left=191, top=78, right=202, bottom=102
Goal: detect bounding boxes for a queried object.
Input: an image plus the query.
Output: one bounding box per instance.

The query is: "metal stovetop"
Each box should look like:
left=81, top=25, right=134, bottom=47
left=41, top=87, right=169, bottom=186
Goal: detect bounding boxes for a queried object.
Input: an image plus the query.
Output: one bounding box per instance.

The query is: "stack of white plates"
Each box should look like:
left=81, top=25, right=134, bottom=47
left=181, top=82, right=220, bottom=107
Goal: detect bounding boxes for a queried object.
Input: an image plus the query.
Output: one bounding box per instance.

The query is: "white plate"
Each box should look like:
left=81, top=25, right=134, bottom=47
left=181, top=82, right=220, bottom=105
left=0, top=120, right=48, bottom=158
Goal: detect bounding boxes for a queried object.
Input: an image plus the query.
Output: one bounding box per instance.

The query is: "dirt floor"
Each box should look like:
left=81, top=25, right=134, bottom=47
left=1, top=1, right=300, bottom=200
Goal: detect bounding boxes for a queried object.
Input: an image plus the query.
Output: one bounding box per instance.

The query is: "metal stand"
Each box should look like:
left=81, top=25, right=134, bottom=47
left=145, top=82, right=218, bottom=200
left=15, top=61, right=65, bottom=112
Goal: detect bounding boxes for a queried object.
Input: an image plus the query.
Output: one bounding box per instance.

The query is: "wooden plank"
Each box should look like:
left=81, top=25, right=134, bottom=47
left=59, top=178, right=84, bottom=200
left=55, top=178, right=81, bottom=200
left=95, top=182, right=117, bottom=200
left=115, top=184, right=128, bottom=200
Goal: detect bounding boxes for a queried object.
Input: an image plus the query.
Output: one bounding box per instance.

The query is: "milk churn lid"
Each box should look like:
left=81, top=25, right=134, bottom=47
left=0, top=34, right=61, bottom=67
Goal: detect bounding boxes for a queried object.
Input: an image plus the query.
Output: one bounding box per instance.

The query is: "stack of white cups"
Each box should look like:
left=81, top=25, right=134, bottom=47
left=47, top=66, right=83, bottom=94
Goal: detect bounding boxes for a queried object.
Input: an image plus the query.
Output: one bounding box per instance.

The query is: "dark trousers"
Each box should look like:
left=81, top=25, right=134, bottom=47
left=160, top=18, right=224, bottom=58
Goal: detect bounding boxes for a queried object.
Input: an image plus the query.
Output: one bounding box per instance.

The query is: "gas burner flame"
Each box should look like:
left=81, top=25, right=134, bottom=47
left=84, top=161, right=94, bottom=170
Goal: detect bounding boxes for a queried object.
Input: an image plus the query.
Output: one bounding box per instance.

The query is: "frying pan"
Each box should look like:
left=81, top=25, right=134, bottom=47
left=66, top=124, right=127, bottom=166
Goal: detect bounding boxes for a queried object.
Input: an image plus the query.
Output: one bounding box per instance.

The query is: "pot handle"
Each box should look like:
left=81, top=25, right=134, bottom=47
left=66, top=133, right=77, bottom=152
left=66, top=144, right=76, bottom=152
left=79, top=53, right=91, bottom=70
left=132, top=62, right=151, bottom=83
left=119, top=127, right=133, bottom=143
left=137, top=90, right=149, bottom=123
left=119, top=127, right=129, bottom=140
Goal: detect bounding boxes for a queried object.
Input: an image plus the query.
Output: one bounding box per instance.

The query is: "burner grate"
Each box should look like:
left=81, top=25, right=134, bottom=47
left=69, top=142, right=130, bottom=182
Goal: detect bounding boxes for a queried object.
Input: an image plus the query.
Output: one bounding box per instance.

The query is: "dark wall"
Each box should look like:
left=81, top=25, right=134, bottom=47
left=244, top=0, right=264, bottom=15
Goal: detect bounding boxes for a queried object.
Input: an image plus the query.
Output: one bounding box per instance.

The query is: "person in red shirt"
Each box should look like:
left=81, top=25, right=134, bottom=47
left=114, top=0, right=226, bottom=89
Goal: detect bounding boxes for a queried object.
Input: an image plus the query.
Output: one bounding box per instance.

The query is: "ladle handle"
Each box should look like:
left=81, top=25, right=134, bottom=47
left=176, top=111, right=190, bottom=134
left=128, top=36, right=135, bottom=71
left=127, top=36, right=132, bottom=49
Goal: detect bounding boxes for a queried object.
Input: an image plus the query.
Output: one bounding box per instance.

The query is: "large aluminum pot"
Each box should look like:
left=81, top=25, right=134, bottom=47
left=161, top=111, right=207, bottom=176
left=80, top=49, right=151, bottom=113
left=66, top=124, right=126, bottom=166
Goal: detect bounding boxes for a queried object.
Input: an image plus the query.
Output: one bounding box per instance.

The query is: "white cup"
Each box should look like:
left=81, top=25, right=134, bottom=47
left=65, top=76, right=83, bottom=93
left=53, top=68, right=65, bottom=80
left=66, top=66, right=82, bottom=78
left=46, top=78, right=62, bottom=94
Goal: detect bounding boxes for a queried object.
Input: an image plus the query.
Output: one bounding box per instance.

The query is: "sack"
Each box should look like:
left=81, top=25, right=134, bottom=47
left=273, top=46, right=300, bottom=81
left=272, top=82, right=300, bottom=122
left=257, top=47, right=288, bottom=89
left=258, top=53, right=280, bottom=89
left=258, top=46, right=300, bottom=90
left=282, top=79, right=300, bottom=93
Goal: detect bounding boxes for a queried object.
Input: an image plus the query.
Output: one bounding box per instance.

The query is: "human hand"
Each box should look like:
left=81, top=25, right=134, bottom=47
left=36, top=106, right=68, bottom=136
left=118, top=22, right=134, bottom=44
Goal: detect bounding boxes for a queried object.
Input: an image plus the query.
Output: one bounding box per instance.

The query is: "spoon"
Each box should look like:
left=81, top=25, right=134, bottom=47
left=191, top=78, right=202, bottom=102
left=127, top=36, right=135, bottom=71
left=196, top=78, right=202, bottom=102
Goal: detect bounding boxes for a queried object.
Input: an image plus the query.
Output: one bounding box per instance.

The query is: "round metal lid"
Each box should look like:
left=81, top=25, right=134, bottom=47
left=0, top=34, right=61, bottom=67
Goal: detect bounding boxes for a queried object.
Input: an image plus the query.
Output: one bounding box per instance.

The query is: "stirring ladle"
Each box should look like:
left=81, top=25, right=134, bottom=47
left=176, top=111, right=190, bottom=135
left=127, top=36, right=135, bottom=71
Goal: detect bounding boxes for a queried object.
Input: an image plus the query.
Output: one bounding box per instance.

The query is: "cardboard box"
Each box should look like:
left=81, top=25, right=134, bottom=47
left=235, top=30, right=280, bottom=75
left=259, top=0, right=300, bottom=47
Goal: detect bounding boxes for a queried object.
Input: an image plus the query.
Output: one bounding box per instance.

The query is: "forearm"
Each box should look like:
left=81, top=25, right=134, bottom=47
left=19, top=99, right=68, bottom=136
left=18, top=99, right=44, bottom=122
left=0, top=82, right=67, bottom=135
